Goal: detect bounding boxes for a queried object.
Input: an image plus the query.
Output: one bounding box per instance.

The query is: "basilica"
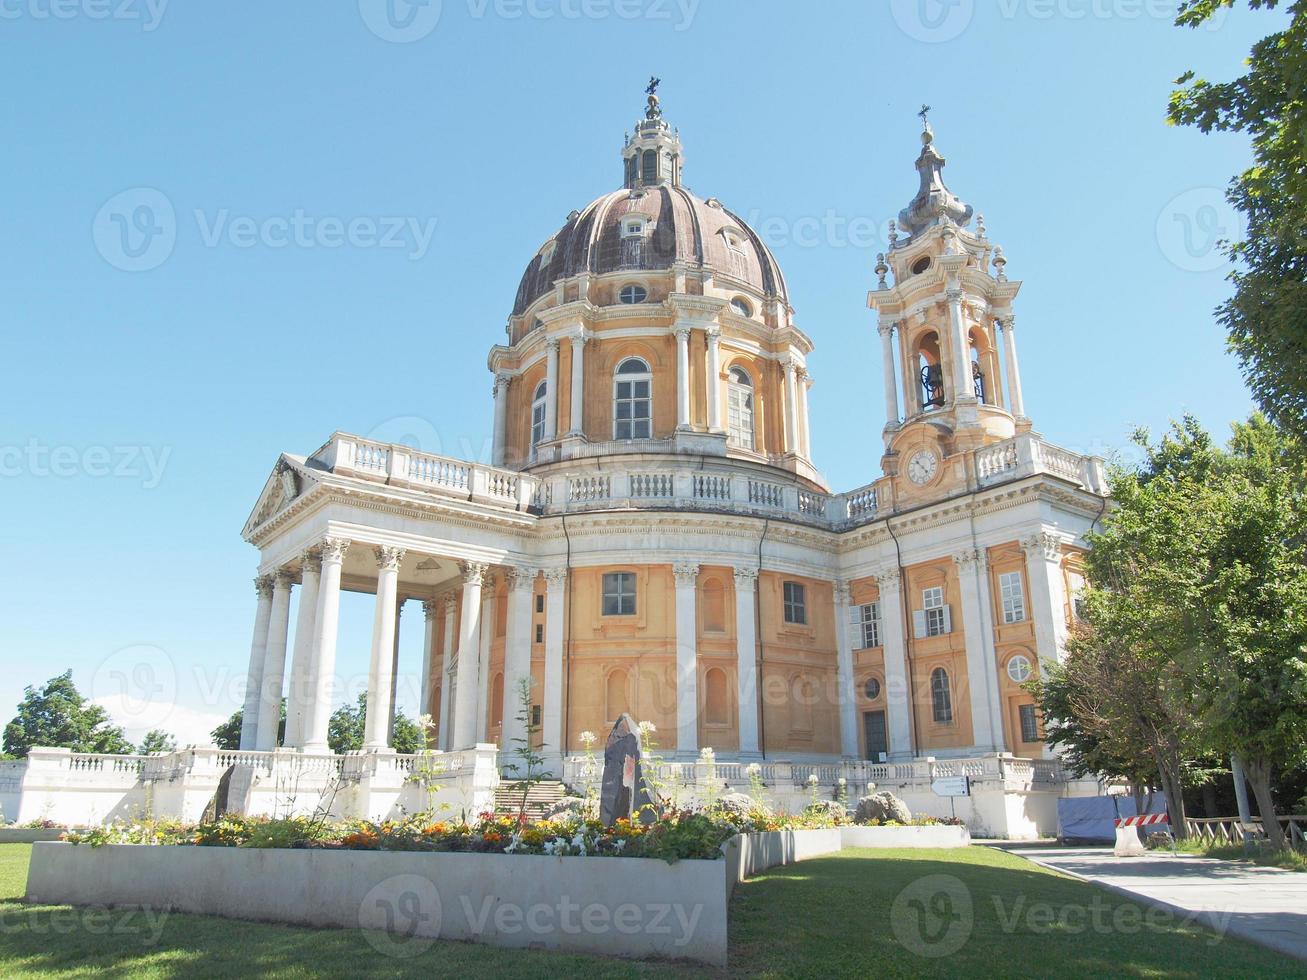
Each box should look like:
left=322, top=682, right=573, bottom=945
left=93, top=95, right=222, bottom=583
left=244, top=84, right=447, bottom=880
left=237, top=89, right=1108, bottom=785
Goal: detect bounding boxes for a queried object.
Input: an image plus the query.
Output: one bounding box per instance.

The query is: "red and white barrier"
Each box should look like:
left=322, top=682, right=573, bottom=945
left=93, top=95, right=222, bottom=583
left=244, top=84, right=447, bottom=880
left=1114, top=812, right=1170, bottom=856
left=1114, top=813, right=1170, bottom=828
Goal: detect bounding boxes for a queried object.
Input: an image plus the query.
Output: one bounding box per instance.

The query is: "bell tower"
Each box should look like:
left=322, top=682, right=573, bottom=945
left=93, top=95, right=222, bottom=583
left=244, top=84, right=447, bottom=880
left=869, top=109, right=1029, bottom=502
left=622, top=77, right=683, bottom=189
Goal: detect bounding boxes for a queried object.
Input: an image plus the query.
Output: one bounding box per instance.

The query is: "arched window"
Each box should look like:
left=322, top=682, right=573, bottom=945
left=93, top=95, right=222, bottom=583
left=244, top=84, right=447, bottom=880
left=704, top=667, right=729, bottom=726
left=702, top=578, right=726, bottom=632
left=930, top=668, right=953, bottom=724
left=730, top=296, right=752, bottom=317
left=971, top=347, right=985, bottom=402
left=606, top=668, right=629, bottom=722
left=614, top=357, right=652, bottom=440
left=641, top=149, right=658, bottom=184
left=531, top=381, right=547, bottom=446
left=726, top=366, right=755, bottom=450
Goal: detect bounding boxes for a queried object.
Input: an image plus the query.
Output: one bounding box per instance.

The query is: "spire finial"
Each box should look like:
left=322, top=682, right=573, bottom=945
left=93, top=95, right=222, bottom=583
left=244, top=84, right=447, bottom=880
left=645, top=76, right=663, bottom=120
left=918, top=103, right=931, bottom=127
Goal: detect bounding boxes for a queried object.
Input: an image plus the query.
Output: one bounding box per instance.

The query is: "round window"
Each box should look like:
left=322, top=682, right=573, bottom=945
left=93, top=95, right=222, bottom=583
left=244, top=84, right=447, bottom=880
left=911, top=255, right=932, bottom=275
left=730, top=297, right=752, bottom=317
left=863, top=677, right=882, bottom=700
left=619, top=284, right=648, bottom=305
left=1006, top=654, right=1033, bottom=684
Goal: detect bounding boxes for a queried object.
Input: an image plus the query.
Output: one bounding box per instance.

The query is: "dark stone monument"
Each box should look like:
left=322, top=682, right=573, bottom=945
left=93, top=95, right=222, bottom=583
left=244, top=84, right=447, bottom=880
left=599, top=713, right=659, bottom=826
left=201, top=764, right=257, bottom=822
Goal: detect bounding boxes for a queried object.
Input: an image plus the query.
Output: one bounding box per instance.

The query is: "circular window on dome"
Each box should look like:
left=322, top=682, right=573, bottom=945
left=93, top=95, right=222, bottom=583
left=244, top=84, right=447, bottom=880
left=911, top=255, right=932, bottom=275
left=730, top=297, right=753, bottom=317
left=863, top=677, right=882, bottom=700
left=1006, top=654, right=1033, bottom=684
left=619, top=284, right=648, bottom=305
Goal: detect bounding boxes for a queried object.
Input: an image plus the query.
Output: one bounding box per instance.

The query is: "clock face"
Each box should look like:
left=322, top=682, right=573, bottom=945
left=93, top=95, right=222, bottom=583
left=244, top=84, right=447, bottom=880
left=907, top=450, right=938, bottom=485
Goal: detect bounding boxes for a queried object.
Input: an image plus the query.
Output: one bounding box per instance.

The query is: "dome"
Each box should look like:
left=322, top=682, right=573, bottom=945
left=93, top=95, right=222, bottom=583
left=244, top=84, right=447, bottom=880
left=512, top=185, right=790, bottom=318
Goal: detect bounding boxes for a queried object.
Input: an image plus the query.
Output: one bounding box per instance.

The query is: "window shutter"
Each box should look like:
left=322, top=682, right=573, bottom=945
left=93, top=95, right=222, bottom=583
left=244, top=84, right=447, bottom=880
left=849, top=605, right=864, bottom=625
left=941, top=605, right=952, bottom=634
left=912, top=609, right=927, bottom=639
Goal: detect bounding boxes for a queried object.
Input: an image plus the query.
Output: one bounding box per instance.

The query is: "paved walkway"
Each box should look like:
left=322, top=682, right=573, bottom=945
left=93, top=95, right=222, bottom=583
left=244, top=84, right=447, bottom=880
left=1002, top=845, right=1307, bottom=963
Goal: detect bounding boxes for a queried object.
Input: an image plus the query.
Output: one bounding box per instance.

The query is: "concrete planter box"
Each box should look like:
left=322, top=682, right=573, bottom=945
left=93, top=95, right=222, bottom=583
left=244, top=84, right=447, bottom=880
left=0, top=828, right=67, bottom=844
left=25, top=826, right=967, bottom=966
left=840, top=825, right=971, bottom=848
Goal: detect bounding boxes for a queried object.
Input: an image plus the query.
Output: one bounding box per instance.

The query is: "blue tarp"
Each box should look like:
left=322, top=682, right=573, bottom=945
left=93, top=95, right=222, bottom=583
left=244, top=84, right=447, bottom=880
left=1057, top=795, right=1169, bottom=842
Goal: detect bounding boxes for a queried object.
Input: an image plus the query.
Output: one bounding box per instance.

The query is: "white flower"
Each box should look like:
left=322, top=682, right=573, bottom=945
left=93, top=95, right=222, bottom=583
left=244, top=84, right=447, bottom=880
left=637, top=720, right=656, bottom=736
left=579, top=730, right=597, bottom=747
left=808, top=773, right=819, bottom=785
left=838, top=777, right=847, bottom=786
left=699, top=747, right=716, bottom=761
left=745, top=762, right=762, bottom=776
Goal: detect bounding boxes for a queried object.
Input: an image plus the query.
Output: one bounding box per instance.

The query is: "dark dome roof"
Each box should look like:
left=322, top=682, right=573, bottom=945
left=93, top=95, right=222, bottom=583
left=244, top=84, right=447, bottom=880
left=512, top=185, right=789, bottom=317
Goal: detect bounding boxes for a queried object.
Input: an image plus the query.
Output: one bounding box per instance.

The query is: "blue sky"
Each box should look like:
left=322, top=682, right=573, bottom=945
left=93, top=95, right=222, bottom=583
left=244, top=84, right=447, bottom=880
left=0, top=1, right=1277, bottom=745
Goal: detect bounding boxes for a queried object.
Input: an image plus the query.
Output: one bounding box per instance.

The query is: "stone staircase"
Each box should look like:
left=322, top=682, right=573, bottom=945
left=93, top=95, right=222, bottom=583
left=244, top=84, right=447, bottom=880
left=493, top=779, right=566, bottom=819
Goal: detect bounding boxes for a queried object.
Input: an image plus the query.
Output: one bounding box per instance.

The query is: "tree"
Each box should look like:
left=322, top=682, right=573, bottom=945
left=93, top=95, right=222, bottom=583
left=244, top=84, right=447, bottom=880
left=136, top=729, right=177, bottom=755
left=327, top=694, right=424, bottom=754
left=1169, top=2, right=1307, bottom=439
left=209, top=702, right=286, bottom=751
left=2, top=671, right=132, bottom=758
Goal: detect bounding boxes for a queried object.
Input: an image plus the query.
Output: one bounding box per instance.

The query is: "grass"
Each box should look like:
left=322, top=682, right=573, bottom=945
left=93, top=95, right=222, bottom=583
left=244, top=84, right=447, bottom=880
left=1168, top=837, right=1307, bottom=872
left=0, top=843, right=1301, bottom=978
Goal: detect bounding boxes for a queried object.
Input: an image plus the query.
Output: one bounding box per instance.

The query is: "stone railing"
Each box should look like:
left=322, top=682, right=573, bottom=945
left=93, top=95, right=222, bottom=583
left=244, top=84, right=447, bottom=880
left=976, top=433, right=1106, bottom=494
left=309, top=431, right=1102, bottom=530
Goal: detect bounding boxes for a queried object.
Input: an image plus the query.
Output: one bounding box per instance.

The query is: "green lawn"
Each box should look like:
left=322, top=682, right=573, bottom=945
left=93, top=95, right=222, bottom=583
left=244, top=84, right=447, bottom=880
left=0, top=843, right=1301, bottom=978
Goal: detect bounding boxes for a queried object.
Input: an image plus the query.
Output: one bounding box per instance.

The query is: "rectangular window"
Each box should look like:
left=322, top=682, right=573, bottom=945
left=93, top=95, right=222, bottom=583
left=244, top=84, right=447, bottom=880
left=535, top=594, right=544, bottom=614
left=783, top=581, right=807, bottom=625
left=999, top=571, right=1026, bottom=624
left=1019, top=703, right=1040, bottom=743
left=857, top=601, right=882, bottom=649
left=923, top=587, right=948, bottom=637
left=534, top=623, right=543, bottom=644
left=602, top=571, right=637, bottom=616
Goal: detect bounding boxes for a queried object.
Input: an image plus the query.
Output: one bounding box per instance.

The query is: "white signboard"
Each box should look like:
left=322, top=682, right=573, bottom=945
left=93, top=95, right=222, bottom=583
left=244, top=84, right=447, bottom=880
left=931, top=775, right=970, bottom=798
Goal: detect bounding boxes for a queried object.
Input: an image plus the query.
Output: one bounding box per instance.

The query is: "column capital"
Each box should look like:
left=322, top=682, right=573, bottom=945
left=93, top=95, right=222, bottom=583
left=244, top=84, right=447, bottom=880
left=494, top=372, right=513, bottom=391
left=273, top=567, right=296, bottom=589
left=705, top=326, right=721, bottom=343
left=673, top=562, right=700, bottom=588
left=459, top=560, right=490, bottom=584
left=545, top=337, right=561, bottom=353
left=998, top=313, right=1016, bottom=331
left=1021, top=530, right=1064, bottom=563
left=254, top=575, right=275, bottom=599
left=673, top=325, right=692, bottom=342
left=780, top=356, right=798, bottom=376
left=877, top=320, right=896, bottom=338
left=442, top=591, right=458, bottom=612
left=946, top=287, right=964, bottom=304
left=542, top=567, right=568, bottom=589
left=870, top=565, right=901, bottom=594
left=505, top=565, right=539, bottom=592
left=952, top=547, right=986, bottom=571
left=423, top=598, right=439, bottom=621
left=833, top=579, right=851, bottom=605
left=375, top=546, right=406, bottom=572
left=320, top=537, right=351, bottom=564
left=569, top=330, right=590, bottom=348
left=732, top=565, right=759, bottom=587
left=300, top=548, right=323, bottom=574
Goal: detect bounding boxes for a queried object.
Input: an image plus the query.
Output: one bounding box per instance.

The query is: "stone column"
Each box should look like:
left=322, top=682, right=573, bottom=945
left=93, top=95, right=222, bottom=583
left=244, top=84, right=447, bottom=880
left=1000, top=316, right=1026, bottom=419
left=501, top=567, right=537, bottom=763
left=438, top=593, right=457, bottom=750
left=254, top=569, right=294, bottom=751
left=420, top=599, right=437, bottom=723
left=1022, top=530, right=1068, bottom=673
left=705, top=328, right=722, bottom=432
left=674, top=326, right=691, bottom=430
left=782, top=358, right=799, bottom=453
left=544, top=339, right=560, bottom=441
left=733, top=566, right=761, bottom=758
left=491, top=374, right=511, bottom=467
left=302, top=537, right=350, bottom=753
left=954, top=548, right=1003, bottom=753
left=363, top=546, right=405, bottom=750
left=284, top=550, right=321, bottom=748
left=452, top=562, right=487, bottom=749
left=476, top=579, right=495, bottom=743
left=947, top=285, right=972, bottom=405
left=542, top=568, right=567, bottom=767
left=833, top=580, right=858, bottom=760
left=239, top=576, right=275, bottom=750
left=879, top=321, right=900, bottom=426
left=797, top=369, right=812, bottom=458
left=673, top=563, right=700, bottom=757
left=567, top=333, right=587, bottom=437
left=874, top=567, right=913, bottom=761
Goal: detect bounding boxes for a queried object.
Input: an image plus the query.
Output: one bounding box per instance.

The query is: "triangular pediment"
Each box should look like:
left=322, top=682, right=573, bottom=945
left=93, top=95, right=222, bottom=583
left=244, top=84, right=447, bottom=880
left=241, top=455, right=315, bottom=539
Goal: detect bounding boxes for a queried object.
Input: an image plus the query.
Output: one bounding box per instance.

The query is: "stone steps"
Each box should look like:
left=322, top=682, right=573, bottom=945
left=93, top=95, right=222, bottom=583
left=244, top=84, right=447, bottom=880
left=493, top=780, right=566, bottom=818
